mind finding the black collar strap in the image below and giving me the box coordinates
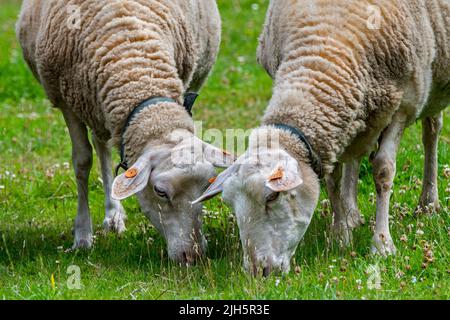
[115,93,198,176]
[183,92,198,116]
[273,123,324,179]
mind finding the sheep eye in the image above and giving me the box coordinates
[266,192,280,203]
[154,186,168,199]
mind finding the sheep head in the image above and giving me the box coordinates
[112,130,235,265]
[193,128,320,275]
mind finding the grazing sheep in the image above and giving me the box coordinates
[195,0,449,275]
[17,0,234,263]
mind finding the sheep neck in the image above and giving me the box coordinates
[262,71,366,175]
[121,102,194,166]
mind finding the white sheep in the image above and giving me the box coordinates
[195,0,449,275]
[17,0,234,263]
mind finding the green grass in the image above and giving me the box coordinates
[0,0,449,300]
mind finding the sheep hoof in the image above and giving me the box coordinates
[103,207,127,234]
[371,233,396,256]
[417,199,440,215]
[73,237,93,250]
[331,223,353,246]
[348,210,365,229]
[331,210,364,246]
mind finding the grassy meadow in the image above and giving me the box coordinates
[0,0,449,299]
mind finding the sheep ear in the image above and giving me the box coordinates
[201,139,236,168]
[192,164,239,204]
[265,161,303,192]
[112,151,153,200]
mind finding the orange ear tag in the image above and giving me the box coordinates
[209,176,217,184]
[268,167,284,181]
[125,168,138,178]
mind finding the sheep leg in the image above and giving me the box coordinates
[62,108,93,249]
[327,159,364,245]
[341,158,365,229]
[326,163,351,244]
[371,115,406,256]
[418,113,443,213]
[92,135,127,234]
